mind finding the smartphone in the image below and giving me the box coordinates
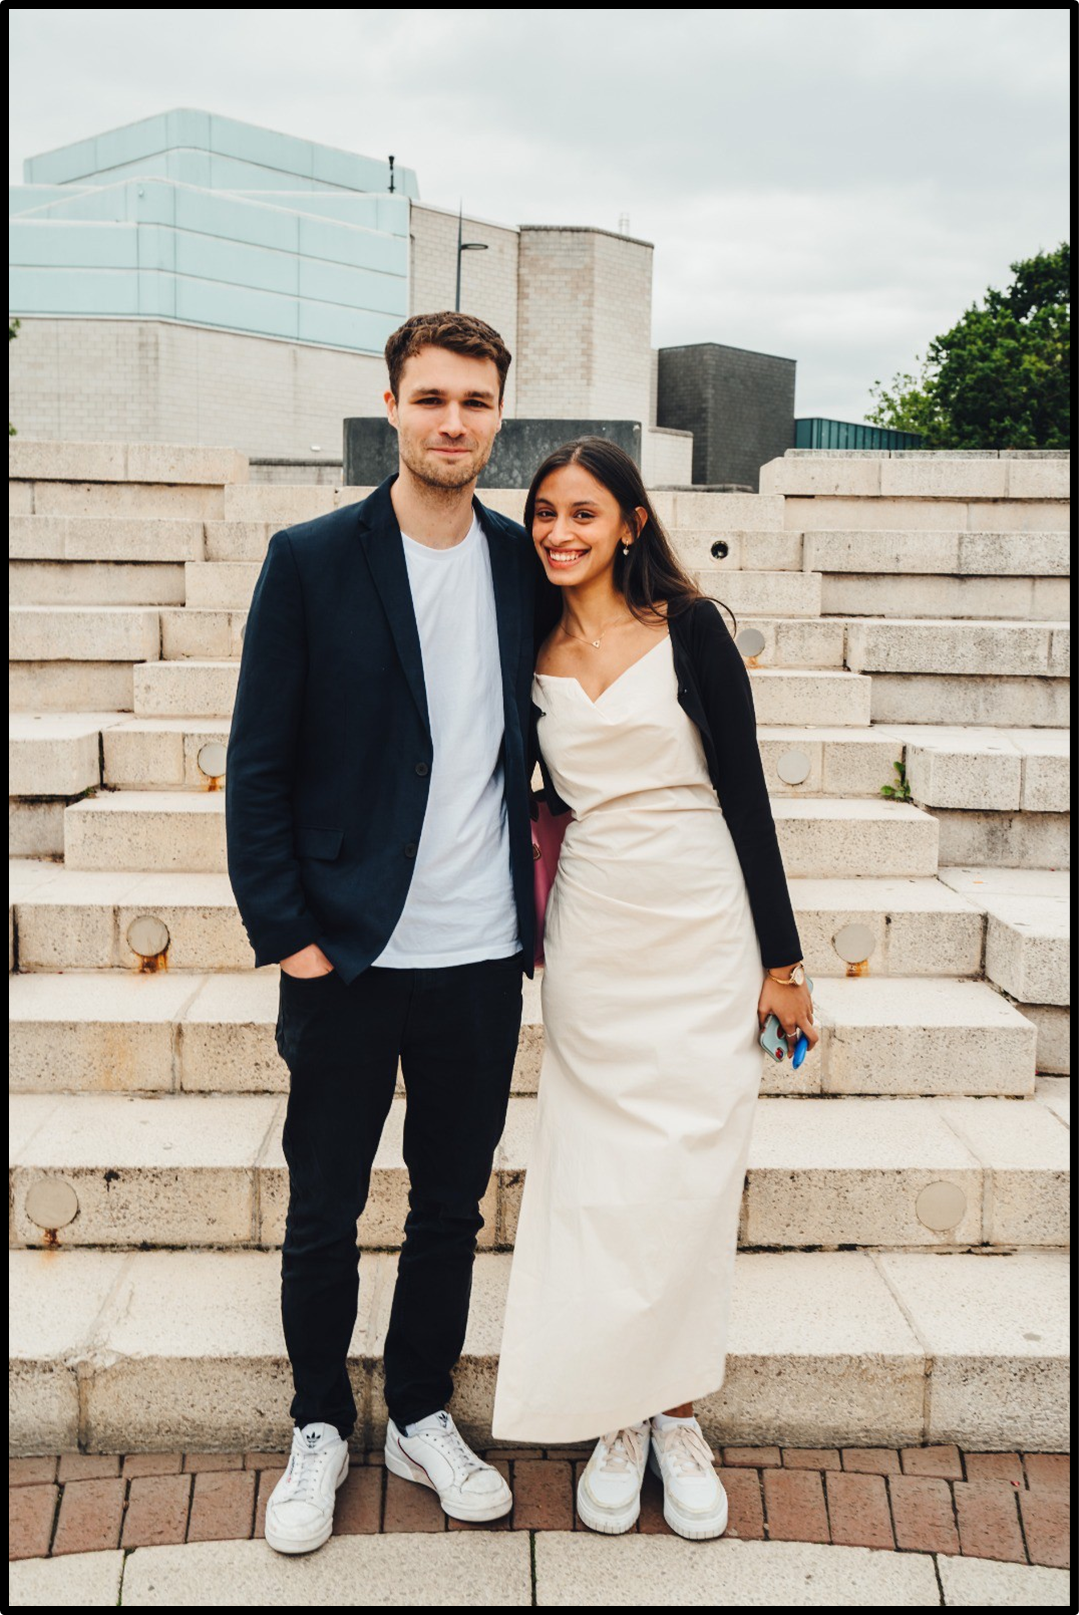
[760,976,814,1068]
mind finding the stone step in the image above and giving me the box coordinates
[9,1087,1067,1254]
[785,496,1067,535]
[670,529,803,570]
[9,440,248,485]
[14,713,1061,813]
[55,792,937,877]
[939,869,1070,1009]
[11,482,226,521]
[869,673,1069,728]
[930,810,1070,872]
[9,864,985,982]
[185,561,261,609]
[9,560,186,606]
[9,714,123,797]
[10,1244,1068,1453]
[889,726,1070,813]
[133,661,239,718]
[9,607,161,663]
[821,572,1069,621]
[696,570,822,617]
[9,662,135,714]
[804,529,1069,577]
[63,793,227,873]
[758,453,1069,500]
[9,515,207,563]
[844,620,1067,678]
[749,670,872,727]
[772,798,938,878]
[119,661,874,726]
[10,965,1033,1098]
[160,609,247,661]
[203,521,274,562]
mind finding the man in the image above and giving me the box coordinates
[225,312,537,1554]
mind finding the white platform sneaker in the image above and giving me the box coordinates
[385,1410,513,1523]
[576,1419,651,1534]
[264,1421,350,1555]
[648,1417,729,1540]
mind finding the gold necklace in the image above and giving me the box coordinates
[560,611,633,649]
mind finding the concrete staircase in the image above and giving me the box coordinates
[9,443,1070,1459]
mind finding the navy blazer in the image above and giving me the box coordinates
[225,475,538,983]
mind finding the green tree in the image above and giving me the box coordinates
[9,317,20,437]
[867,244,1070,448]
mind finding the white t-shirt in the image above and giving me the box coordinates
[372,513,521,968]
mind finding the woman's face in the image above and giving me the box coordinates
[532,463,642,588]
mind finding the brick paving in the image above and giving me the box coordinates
[7,1444,1071,1567]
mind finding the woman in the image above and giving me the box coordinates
[490,438,818,1540]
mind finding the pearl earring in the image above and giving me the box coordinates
[622,544,630,556]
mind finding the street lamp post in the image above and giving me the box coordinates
[455,203,489,311]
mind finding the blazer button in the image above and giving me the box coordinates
[404,842,418,858]
[415,762,429,776]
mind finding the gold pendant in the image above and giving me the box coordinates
[592,639,601,648]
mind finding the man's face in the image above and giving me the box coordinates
[385,346,503,490]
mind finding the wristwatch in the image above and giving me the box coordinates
[768,963,806,987]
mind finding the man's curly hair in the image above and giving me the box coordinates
[384,311,512,401]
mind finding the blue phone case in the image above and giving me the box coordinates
[760,977,814,1066]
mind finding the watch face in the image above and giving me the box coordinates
[792,965,805,986]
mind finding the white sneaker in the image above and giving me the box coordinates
[648,1417,728,1540]
[264,1421,349,1555]
[576,1420,651,1535]
[385,1410,512,1523]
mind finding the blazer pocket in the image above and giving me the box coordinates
[295,825,344,860]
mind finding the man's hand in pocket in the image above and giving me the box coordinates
[279,943,335,979]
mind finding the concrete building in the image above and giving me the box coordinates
[8,109,692,483]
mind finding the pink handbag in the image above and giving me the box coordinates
[531,798,569,967]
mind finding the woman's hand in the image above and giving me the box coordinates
[757,974,819,1059]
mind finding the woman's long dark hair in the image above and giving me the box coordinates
[524,436,734,646]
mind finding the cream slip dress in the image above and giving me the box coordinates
[491,632,765,1443]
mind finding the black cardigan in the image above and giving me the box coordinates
[531,597,803,970]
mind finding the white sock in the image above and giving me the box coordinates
[652,1411,698,1431]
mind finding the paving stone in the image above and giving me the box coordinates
[57,1452,121,1481]
[888,1474,960,1554]
[7,1548,125,1606]
[10,1455,58,1486]
[121,1472,193,1547]
[781,1448,841,1470]
[900,1443,963,1479]
[840,1448,901,1475]
[635,1466,674,1534]
[333,1464,383,1533]
[718,1467,766,1540]
[824,1470,894,1549]
[122,1531,535,1604]
[382,1470,447,1531]
[1023,1452,1069,1491]
[183,1451,246,1472]
[1017,1485,1070,1568]
[244,1451,290,1470]
[511,1457,574,1530]
[51,1476,126,1556]
[724,1446,782,1468]
[9,1482,59,1559]
[937,1556,1072,1606]
[953,1478,1026,1562]
[446,1460,510,1531]
[963,1452,1024,1485]
[762,1467,829,1543]
[186,1468,257,1542]
[122,1453,185,1478]
[253,1467,286,1538]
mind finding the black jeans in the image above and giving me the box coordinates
[275,952,523,1440]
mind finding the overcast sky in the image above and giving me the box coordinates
[9,8,1070,422]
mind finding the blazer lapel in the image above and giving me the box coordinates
[355,478,430,739]
[475,499,520,717]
